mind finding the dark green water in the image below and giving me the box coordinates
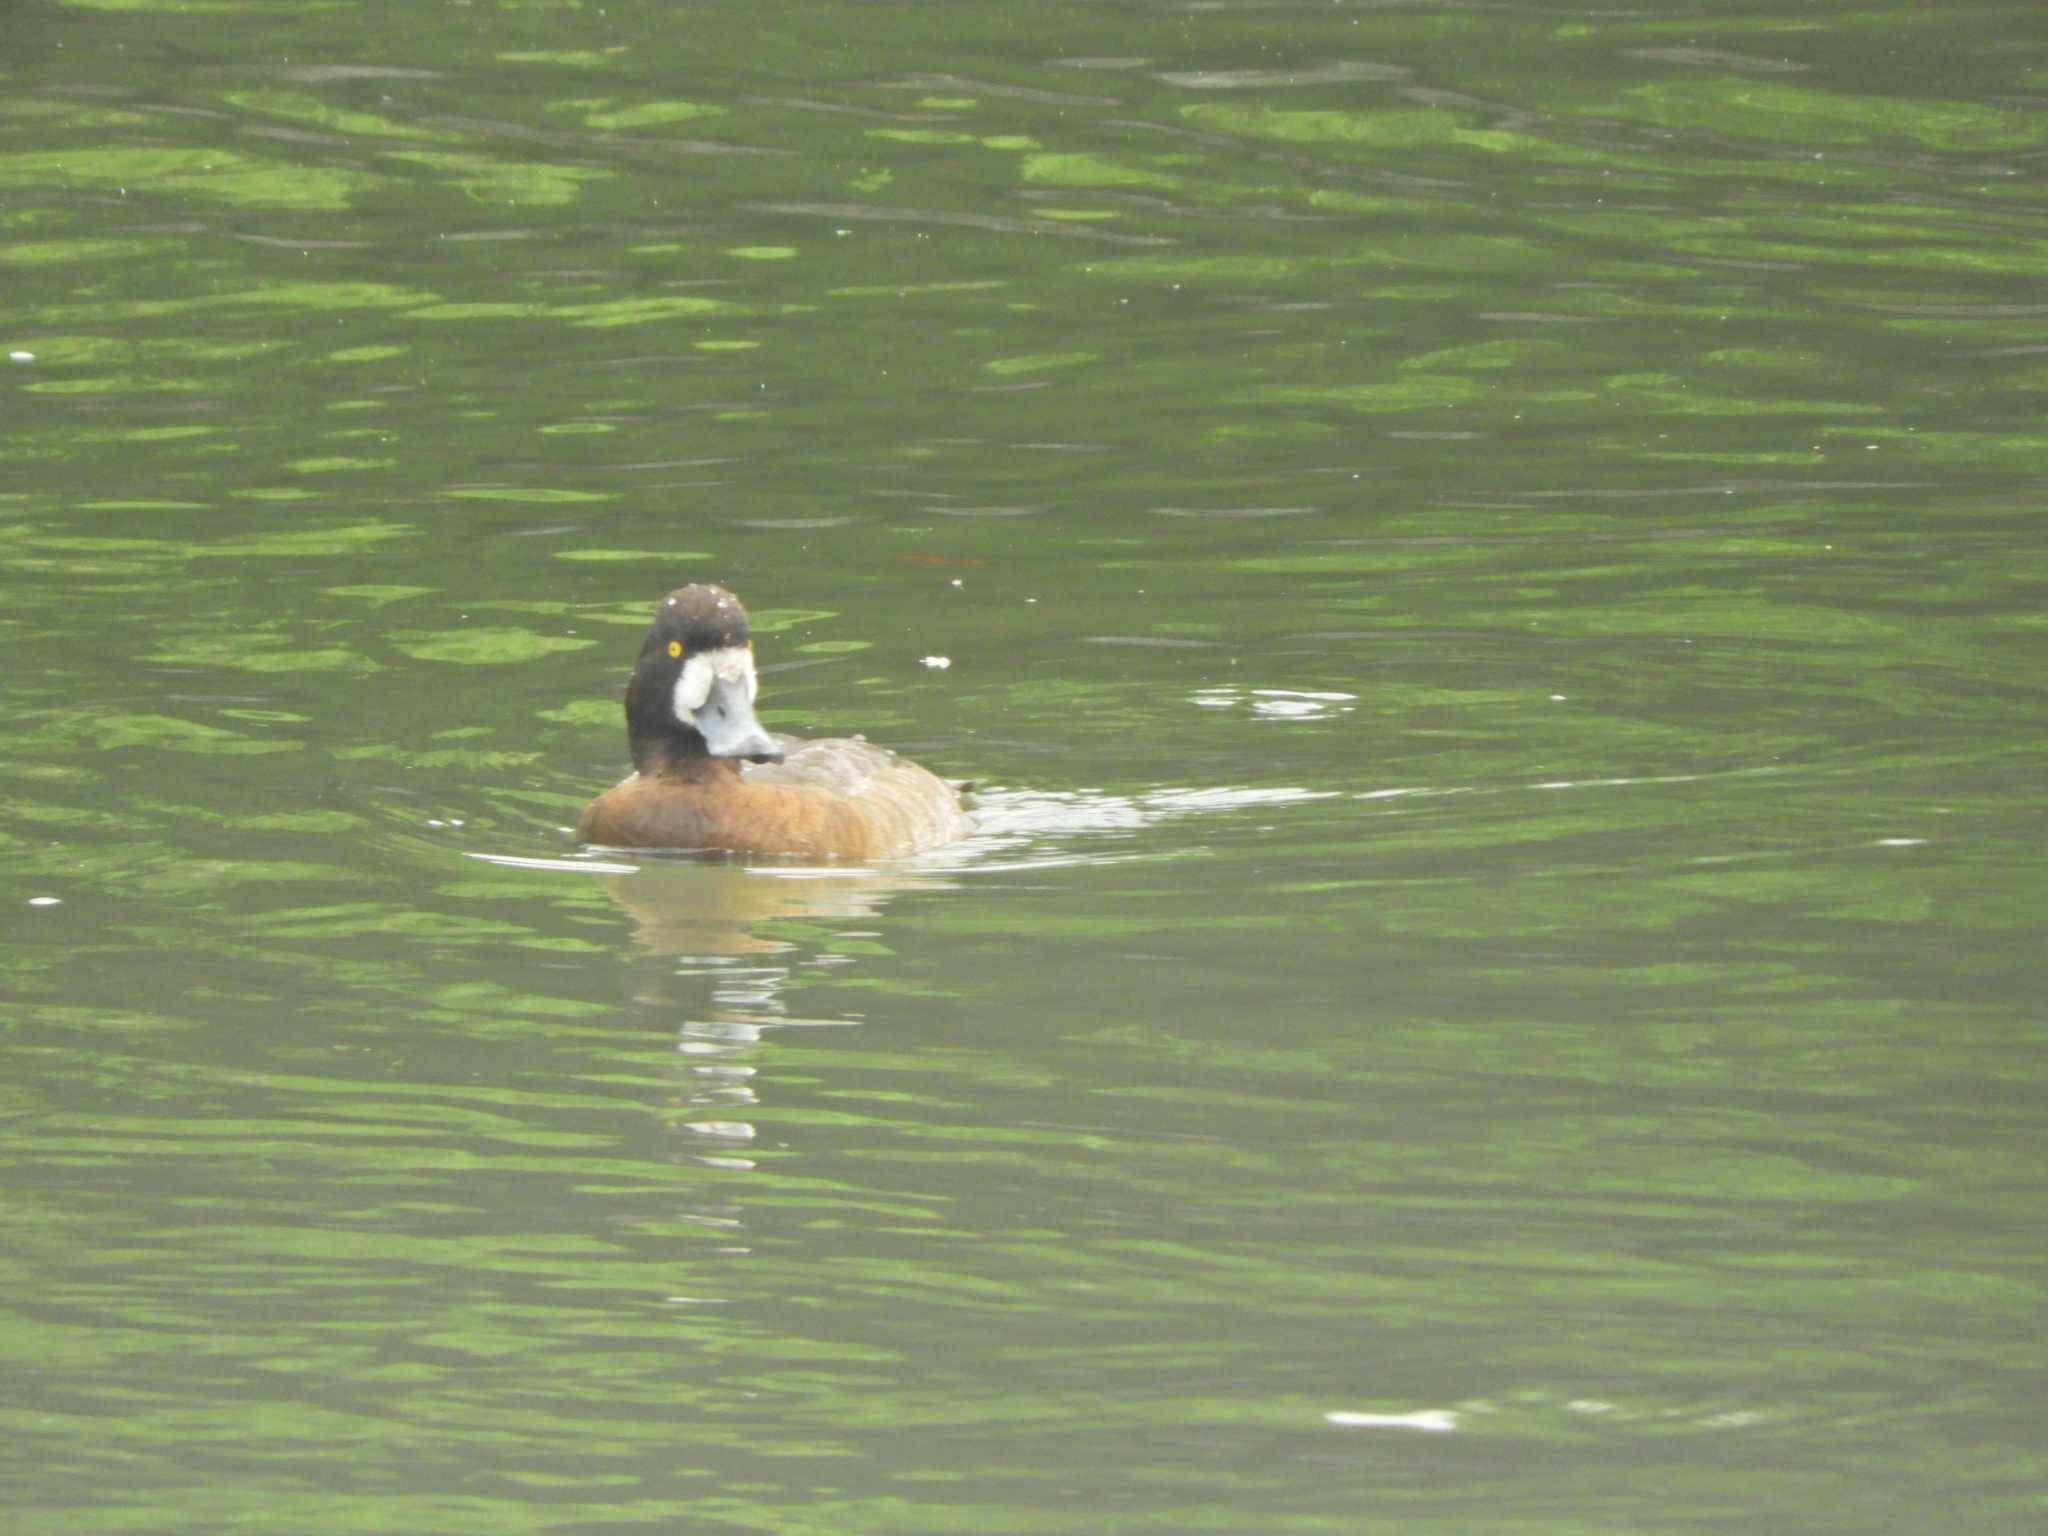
[3,1,2045,1531]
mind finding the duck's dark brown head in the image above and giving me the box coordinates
[622,584,783,772]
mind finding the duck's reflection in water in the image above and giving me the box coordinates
[467,849,952,1166]
[588,854,955,1167]
[601,854,951,962]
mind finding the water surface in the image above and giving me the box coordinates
[3,1,2045,1531]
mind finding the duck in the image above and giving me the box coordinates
[576,583,972,858]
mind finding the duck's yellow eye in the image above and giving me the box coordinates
[667,640,683,659]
